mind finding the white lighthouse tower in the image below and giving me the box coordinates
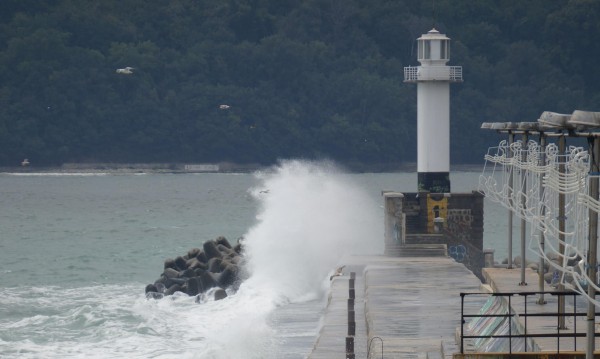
[404,28,462,193]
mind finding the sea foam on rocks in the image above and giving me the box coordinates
[145,236,245,301]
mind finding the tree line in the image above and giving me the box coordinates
[0,0,598,169]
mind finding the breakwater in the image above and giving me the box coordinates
[145,236,244,301]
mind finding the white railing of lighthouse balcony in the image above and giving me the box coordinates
[404,66,463,82]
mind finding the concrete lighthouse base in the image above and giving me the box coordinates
[418,171,450,193]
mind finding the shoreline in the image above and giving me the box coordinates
[0,162,485,174]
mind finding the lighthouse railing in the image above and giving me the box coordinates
[450,66,463,81]
[403,65,463,82]
[404,66,418,82]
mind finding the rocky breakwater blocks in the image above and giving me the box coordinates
[145,236,244,301]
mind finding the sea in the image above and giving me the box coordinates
[0,160,517,358]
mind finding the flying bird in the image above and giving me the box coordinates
[219,104,230,110]
[330,265,345,280]
[116,67,135,74]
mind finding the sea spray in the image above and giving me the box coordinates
[243,160,382,299]
[192,160,385,357]
[243,159,383,302]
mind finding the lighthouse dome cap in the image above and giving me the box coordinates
[418,28,450,41]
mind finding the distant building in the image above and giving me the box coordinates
[184,164,220,172]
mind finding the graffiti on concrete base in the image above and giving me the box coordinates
[447,209,473,241]
[449,244,467,262]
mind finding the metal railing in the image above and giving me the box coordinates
[403,65,463,82]
[450,66,463,81]
[404,66,418,81]
[460,291,599,355]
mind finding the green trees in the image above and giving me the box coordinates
[0,0,597,169]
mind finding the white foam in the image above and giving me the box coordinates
[0,160,384,358]
[243,159,383,302]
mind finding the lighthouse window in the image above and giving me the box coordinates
[441,40,448,59]
[418,40,431,60]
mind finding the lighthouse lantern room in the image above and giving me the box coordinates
[418,29,449,63]
[404,28,462,193]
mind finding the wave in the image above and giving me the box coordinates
[243,159,383,303]
[0,159,383,358]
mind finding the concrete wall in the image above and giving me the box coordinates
[383,190,485,280]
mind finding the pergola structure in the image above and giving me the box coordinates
[479,110,600,359]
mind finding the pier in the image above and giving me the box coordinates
[308,248,600,359]
[308,248,486,359]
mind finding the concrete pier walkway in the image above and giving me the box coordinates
[308,253,486,359]
[309,251,600,359]
[479,267,600,353]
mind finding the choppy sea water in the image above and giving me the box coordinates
[0,161,512,358]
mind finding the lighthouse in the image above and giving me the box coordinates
[404,28,462,193]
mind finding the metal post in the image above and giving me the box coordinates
[574,294,578,351]
[524,294,529,352]
[538,134,547,304]
[348,275,356,337]
[558,134,567,329]
[520,133,528,285]
[586,136,599,359]
[556,295,561,353]
[508,132,514,268]
[460,293,465,354]
[509,295,513,355]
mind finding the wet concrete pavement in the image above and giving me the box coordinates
[308,254,485,359]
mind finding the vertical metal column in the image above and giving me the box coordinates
[508,132,514,269]
[558,135,567,329]
[520,133,528,285]
[586,137,599,359]
[538,134,546,304]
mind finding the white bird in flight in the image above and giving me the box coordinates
[116,67,135,74]
[329,265,345,280]
[219,104,230,110]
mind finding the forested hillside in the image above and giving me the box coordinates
[0,0,598,169]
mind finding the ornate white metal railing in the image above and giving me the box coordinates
[479,139,600,305]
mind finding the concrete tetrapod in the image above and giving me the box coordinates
[145,236,245,301]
